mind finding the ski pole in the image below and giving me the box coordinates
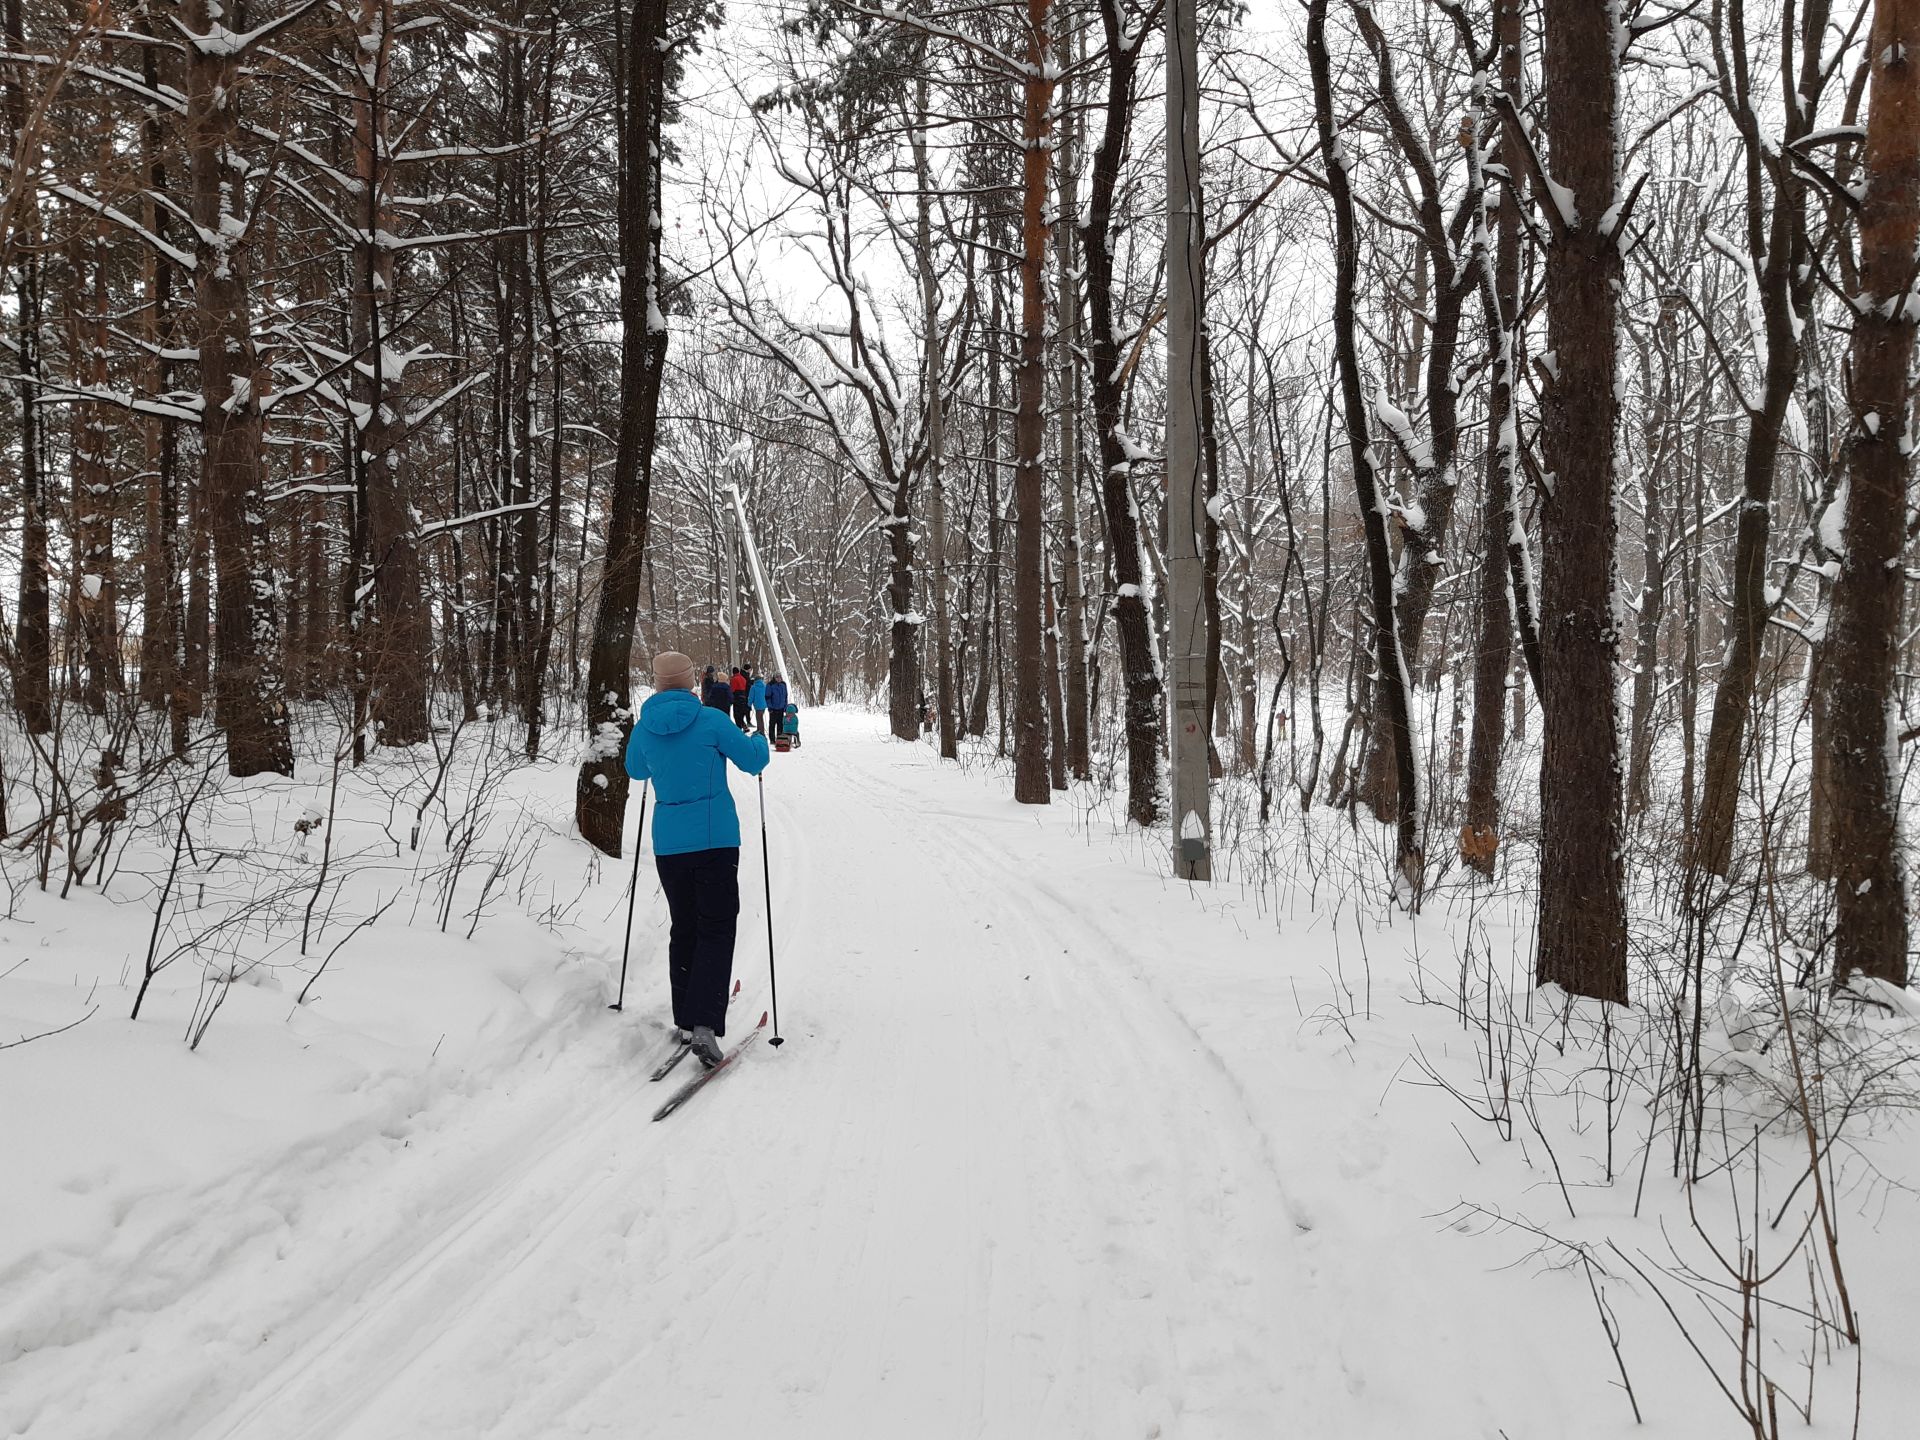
[611,781,649,1012]
[759,773,783,1046]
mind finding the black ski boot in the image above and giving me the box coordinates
[690,1026,723,1070]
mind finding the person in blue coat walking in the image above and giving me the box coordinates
[747,672,769,737]
[765,675,789,718]
[625,651,771,1067]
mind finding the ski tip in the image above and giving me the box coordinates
[732,979,742,996]
[756,1011,769,1027]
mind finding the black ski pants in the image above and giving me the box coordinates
[655,846,740,1035]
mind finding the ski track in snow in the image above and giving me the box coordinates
[72,714,1334,1440]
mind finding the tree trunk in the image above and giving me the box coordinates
[576,0,670,856]
[1535,0,1627,1003]
[184,1,292,778]
[137,17,180,730]
[1461,0,1525,875]
[915,73,958,761]
[1308,0,1421,894]
[1054,29,1091,781]
[1084,0,1163,826]
[72,223,115,714]
[354,0,429,749]
[1693,0,1826,874]
[1823,2,1920,989]
[886,508,921,742]
[4,0,46,733]
[1011,0,1056,805]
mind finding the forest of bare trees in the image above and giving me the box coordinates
[0,0,1915,1007]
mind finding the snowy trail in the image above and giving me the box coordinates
[183,712,1341,1440]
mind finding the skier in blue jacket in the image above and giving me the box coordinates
[747,673,769,737]
[765,676,789,717]
[625,651,770,1067]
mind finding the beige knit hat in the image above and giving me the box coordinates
[652,651,697,691]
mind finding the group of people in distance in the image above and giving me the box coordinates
[701,663,798,747]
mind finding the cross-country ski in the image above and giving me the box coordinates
[651,979,743,1081]
[651,1012,768,1122]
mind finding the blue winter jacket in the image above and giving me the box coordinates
[765,680,789,714]
[748,678,768,711]
[624,688,771,855]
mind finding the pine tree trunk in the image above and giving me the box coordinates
[576,0,670,856]
[184,1,292,778]
[354,0,428,749]
[73,228,115,714]
[1054,29,1091,781]
[3,0,46,734]
[137,18,180,729]
[1823,2,1920,989]
[1535,0,1627,1003]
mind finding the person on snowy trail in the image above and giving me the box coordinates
[765,675,789,717]
[748,672,769,737]
[628,651,771,1068]
[729,667,751,731]
[702,665,732,712]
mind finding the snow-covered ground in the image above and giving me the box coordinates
[3,707,1916,1438]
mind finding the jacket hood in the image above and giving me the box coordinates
[640,687,702,735]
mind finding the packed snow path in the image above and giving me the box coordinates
[192,712,1337,1439]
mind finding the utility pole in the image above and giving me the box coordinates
[728,481,814,704]
[722,490,741,672]
[1165,0,1210,879]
